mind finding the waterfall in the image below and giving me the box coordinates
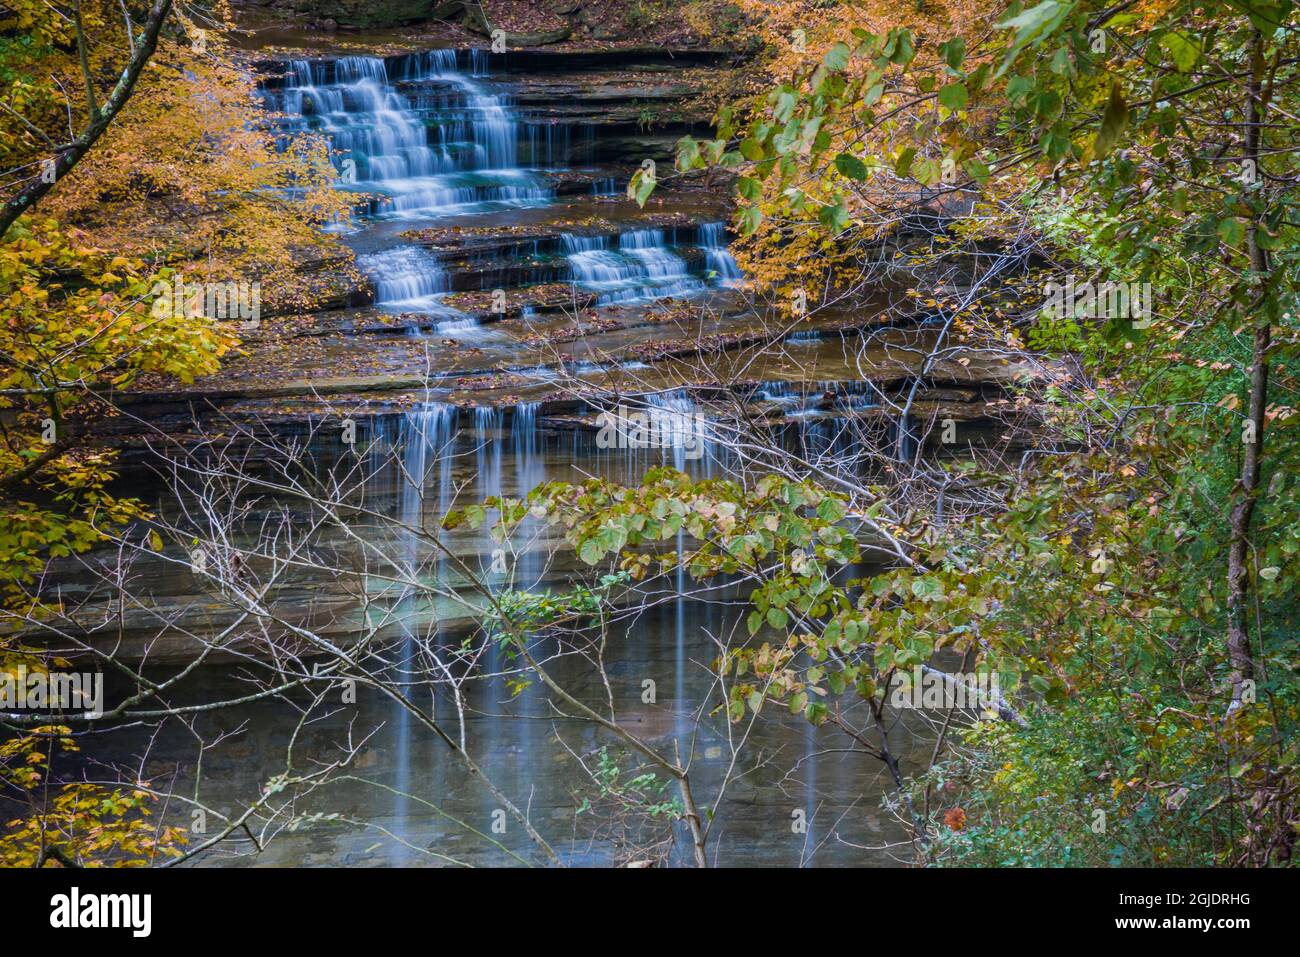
[757,381,801,406]
[473,406,505,618]
[265,54,747,335]
[562,229,704,305]
[266,51,552,337]
[644,389,712,473]
[361,247,449,305]
[384,401,457,858]
[512,403,544,498]
[357,247,478,335]
[395,403,458,551]
[896,412,917,465]
[699,222,742,284]
[561,225,743,305]
[395,50,518,171]
[507,401,546,594]
[267,52,551,218]
[509,402,545,779]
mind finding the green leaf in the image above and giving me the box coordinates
[773,88,798,123]
[816,496,846,521]
[738,205,763,236]
[995,0,1075,78]
[818,199,849,233]
[1160,31,1200,73]
[912,157,940,185]
[1041,122,1073,162]
[739,137,766,162]
[911,577,945,601]
[890,30,915,65]
[1006,75,1034,104]
[1031,89,1062,120]
[627,167,657,207]
[938,82,968,110]
[728,696,745,722]
[834,152,868,180]
[823,42,851,72]
[940,36,966,71]
[894,146,917,177]
[997,0,1070,33]
[1216,217,1245,247]
[675,135,703,171]
[964,158,991,184]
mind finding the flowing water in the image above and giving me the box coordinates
[263,51,740,323]
[45,50,938,867]
[105,410,923,866]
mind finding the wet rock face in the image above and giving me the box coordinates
[115,46,1035,436]
[233,48,742,358]
[281,0,446,28]
[241,0,739,47]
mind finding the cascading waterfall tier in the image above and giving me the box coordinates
[264,53,746,322]
[561,224,741,305]
[265,51,564,329]
[267,51,554,218]
[356,246,479,334]
[699,222,742,284]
